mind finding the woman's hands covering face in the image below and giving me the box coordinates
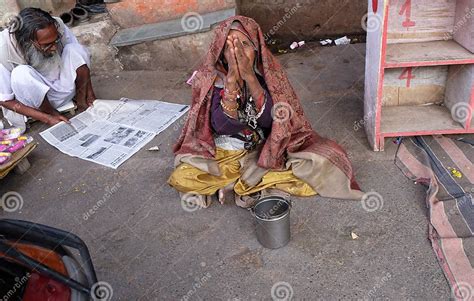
[232,35,255,81]
[224,34,256,83]
[224,36,241,83]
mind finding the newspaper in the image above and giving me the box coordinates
[40,98,189,169]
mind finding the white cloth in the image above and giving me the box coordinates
[11,43,90,108]
[0,17,90,130]
[214,135,246,150]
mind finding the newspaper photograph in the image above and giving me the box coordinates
[40,99,189,169]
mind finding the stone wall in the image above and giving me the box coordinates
[16,0,76,15]
[238,0,367,42]
[117,29,214,71]
[0,0,21,26]
[71,16,123,75]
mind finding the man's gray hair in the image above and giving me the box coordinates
[11,7,58,59]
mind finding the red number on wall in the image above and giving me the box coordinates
[372,0,378,13]
[399,67,415,88]
[399,0,416,29]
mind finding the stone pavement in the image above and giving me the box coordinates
[0,43,451,300]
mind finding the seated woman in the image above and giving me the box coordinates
[168,16,363,208]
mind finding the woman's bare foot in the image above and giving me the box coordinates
[218,183,236,205]
[218,189,224,204]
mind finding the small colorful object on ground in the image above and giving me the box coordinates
[290,41,305,50]
[0,128,22,140]
[450,168,463,179]
[0,128,34,166]
[0,152,12,164]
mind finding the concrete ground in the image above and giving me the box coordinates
[0,43,451,300]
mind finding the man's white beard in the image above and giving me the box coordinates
[25,44,62,76]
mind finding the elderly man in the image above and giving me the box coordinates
[0,7,95,130]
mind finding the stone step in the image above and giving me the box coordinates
[110,8,235,47]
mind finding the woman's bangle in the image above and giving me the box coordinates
[225,87,240,95]
[220,88,239,100]
[225,94,240,102]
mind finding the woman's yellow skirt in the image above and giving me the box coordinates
[168,147,316,196]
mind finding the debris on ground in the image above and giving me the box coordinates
[186,70,198,85]
[449,167,463,179]
[393,137,402,145]
[0,129,34,166]
[148,146,160,151]
[457,137,474,146]
[350,231,359,240]
[320,39,332,46]
[335,36,351,46]
[290,41,305,50]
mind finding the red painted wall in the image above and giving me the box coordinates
[108,0,235,29]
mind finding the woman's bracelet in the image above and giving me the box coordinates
[220,88,239,101]
[220,99,238,112]
[225,87,240,95]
